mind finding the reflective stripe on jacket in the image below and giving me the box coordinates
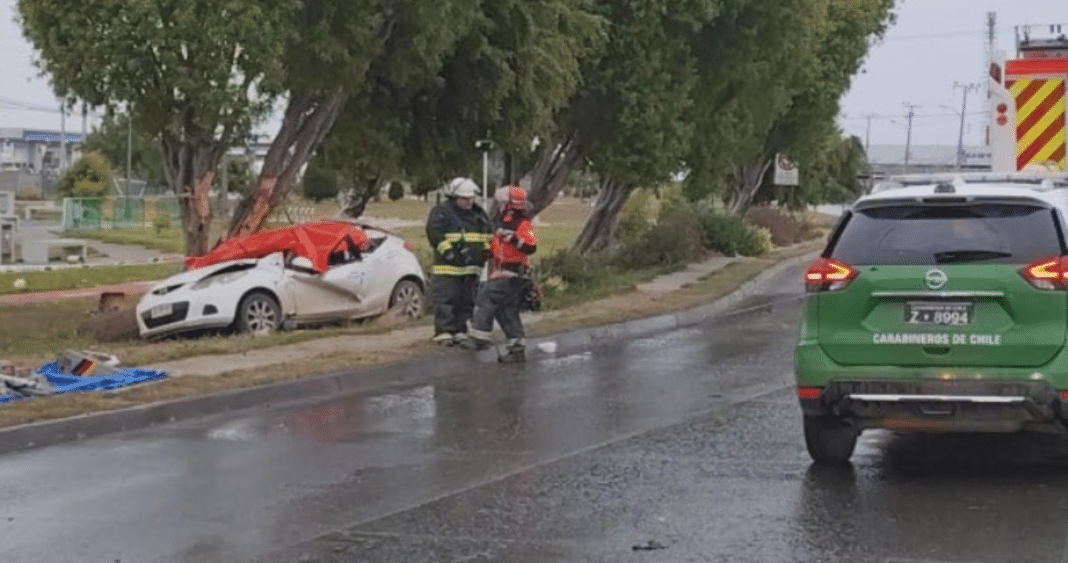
[431,264,483,276]
[426,199,492,277]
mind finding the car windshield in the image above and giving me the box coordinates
[830,202,1065,266]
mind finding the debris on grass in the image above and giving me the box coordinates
[0,351,167,405]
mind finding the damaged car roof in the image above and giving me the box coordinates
[185,220,371,273]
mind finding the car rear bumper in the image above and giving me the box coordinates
[795,341,1068,433]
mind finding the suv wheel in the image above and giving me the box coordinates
[803,415,858,464]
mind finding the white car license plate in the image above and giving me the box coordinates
[149,303,174,318]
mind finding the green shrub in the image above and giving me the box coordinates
[301,159,341,202]
[746,206,801,246]
[697,206,771,257]
[153,213,172,236]
[56,151,114,198]
[387,181,405,201]
[533,249,609,294]
[617,201,704,268]
[614,189,654,248]
[752,226,774,255]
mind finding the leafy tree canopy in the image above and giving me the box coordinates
[18,0,289,254]
[684,0,895,211]
[82,112,166,190]
[318,0,603,195]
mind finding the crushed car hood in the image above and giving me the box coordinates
[149,258,262,292]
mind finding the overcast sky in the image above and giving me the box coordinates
[3,0,1068,147]
[841,0,1068,149]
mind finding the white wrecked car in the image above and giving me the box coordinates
[136,221,427,338]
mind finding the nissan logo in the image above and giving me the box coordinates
[925,269,948,290]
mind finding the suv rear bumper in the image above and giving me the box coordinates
[795,342,1068,433]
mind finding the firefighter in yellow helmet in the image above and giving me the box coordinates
[426,177,493,346]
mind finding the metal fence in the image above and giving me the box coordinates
[62,196,183,230]
[61,196,325,231]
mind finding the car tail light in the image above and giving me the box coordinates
[797,386,823,400]
[804,257,858,293]
[403,241,414,252]
[1020,256,1068,290]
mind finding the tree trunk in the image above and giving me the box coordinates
[571,178,632,255]
[525,130,584,216]
[226,88,349,239]
[160,136,228,257]
[726,154,774,215]
[338,175,379,219]
[503,152,518,186]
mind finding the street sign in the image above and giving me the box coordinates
[774,153,799,186]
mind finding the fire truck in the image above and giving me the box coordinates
[988,28,1068,172]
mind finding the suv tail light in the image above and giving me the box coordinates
[1021,256,1068,290]
[804,257,858,293]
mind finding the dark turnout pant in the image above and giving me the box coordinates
[470,276,526,341]
[432,275,480,336]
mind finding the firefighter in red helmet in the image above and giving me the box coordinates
[464,185,538,363]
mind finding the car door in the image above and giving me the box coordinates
[286,244,365,322]
[351,235,399,316]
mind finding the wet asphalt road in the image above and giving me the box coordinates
[6,262,1068,562]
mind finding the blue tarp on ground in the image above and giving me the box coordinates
[0,363,168,405]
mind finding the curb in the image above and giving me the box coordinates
[527,252,809,356]
[0,252,815,456]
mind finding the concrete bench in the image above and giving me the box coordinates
[23,203,60,221]
[0,218,16,265]
[21,238,88,265]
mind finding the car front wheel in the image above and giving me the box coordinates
[236,292,281,335]
[389,280,424,319]
[803,415,858,465]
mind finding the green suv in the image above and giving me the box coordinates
[795,173,1068,463]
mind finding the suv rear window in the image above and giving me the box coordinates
[830,202,1065,266]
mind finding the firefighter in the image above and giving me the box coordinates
[465,185,538,363]
[426,177,493,346]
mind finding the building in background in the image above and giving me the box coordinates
[0,128,83,197]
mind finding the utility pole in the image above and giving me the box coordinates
[988,12,997,65]
[475,133,494,201]
[953,83,982,170]
[59,104,66,171]
[903,103,918,170]
[865,114,873,153]
[126,114,132,197]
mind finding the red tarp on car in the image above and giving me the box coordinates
[185,220,371,273]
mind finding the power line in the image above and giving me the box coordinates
[841,111,988,121]
[0,99,61,114]
[881,26,1015,42]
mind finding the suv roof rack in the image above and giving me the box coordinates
[870,172,1068,194]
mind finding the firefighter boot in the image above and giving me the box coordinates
[459,329,493,351]
[498,341,526,364]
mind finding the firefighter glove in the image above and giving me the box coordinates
[496,228,518,245]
